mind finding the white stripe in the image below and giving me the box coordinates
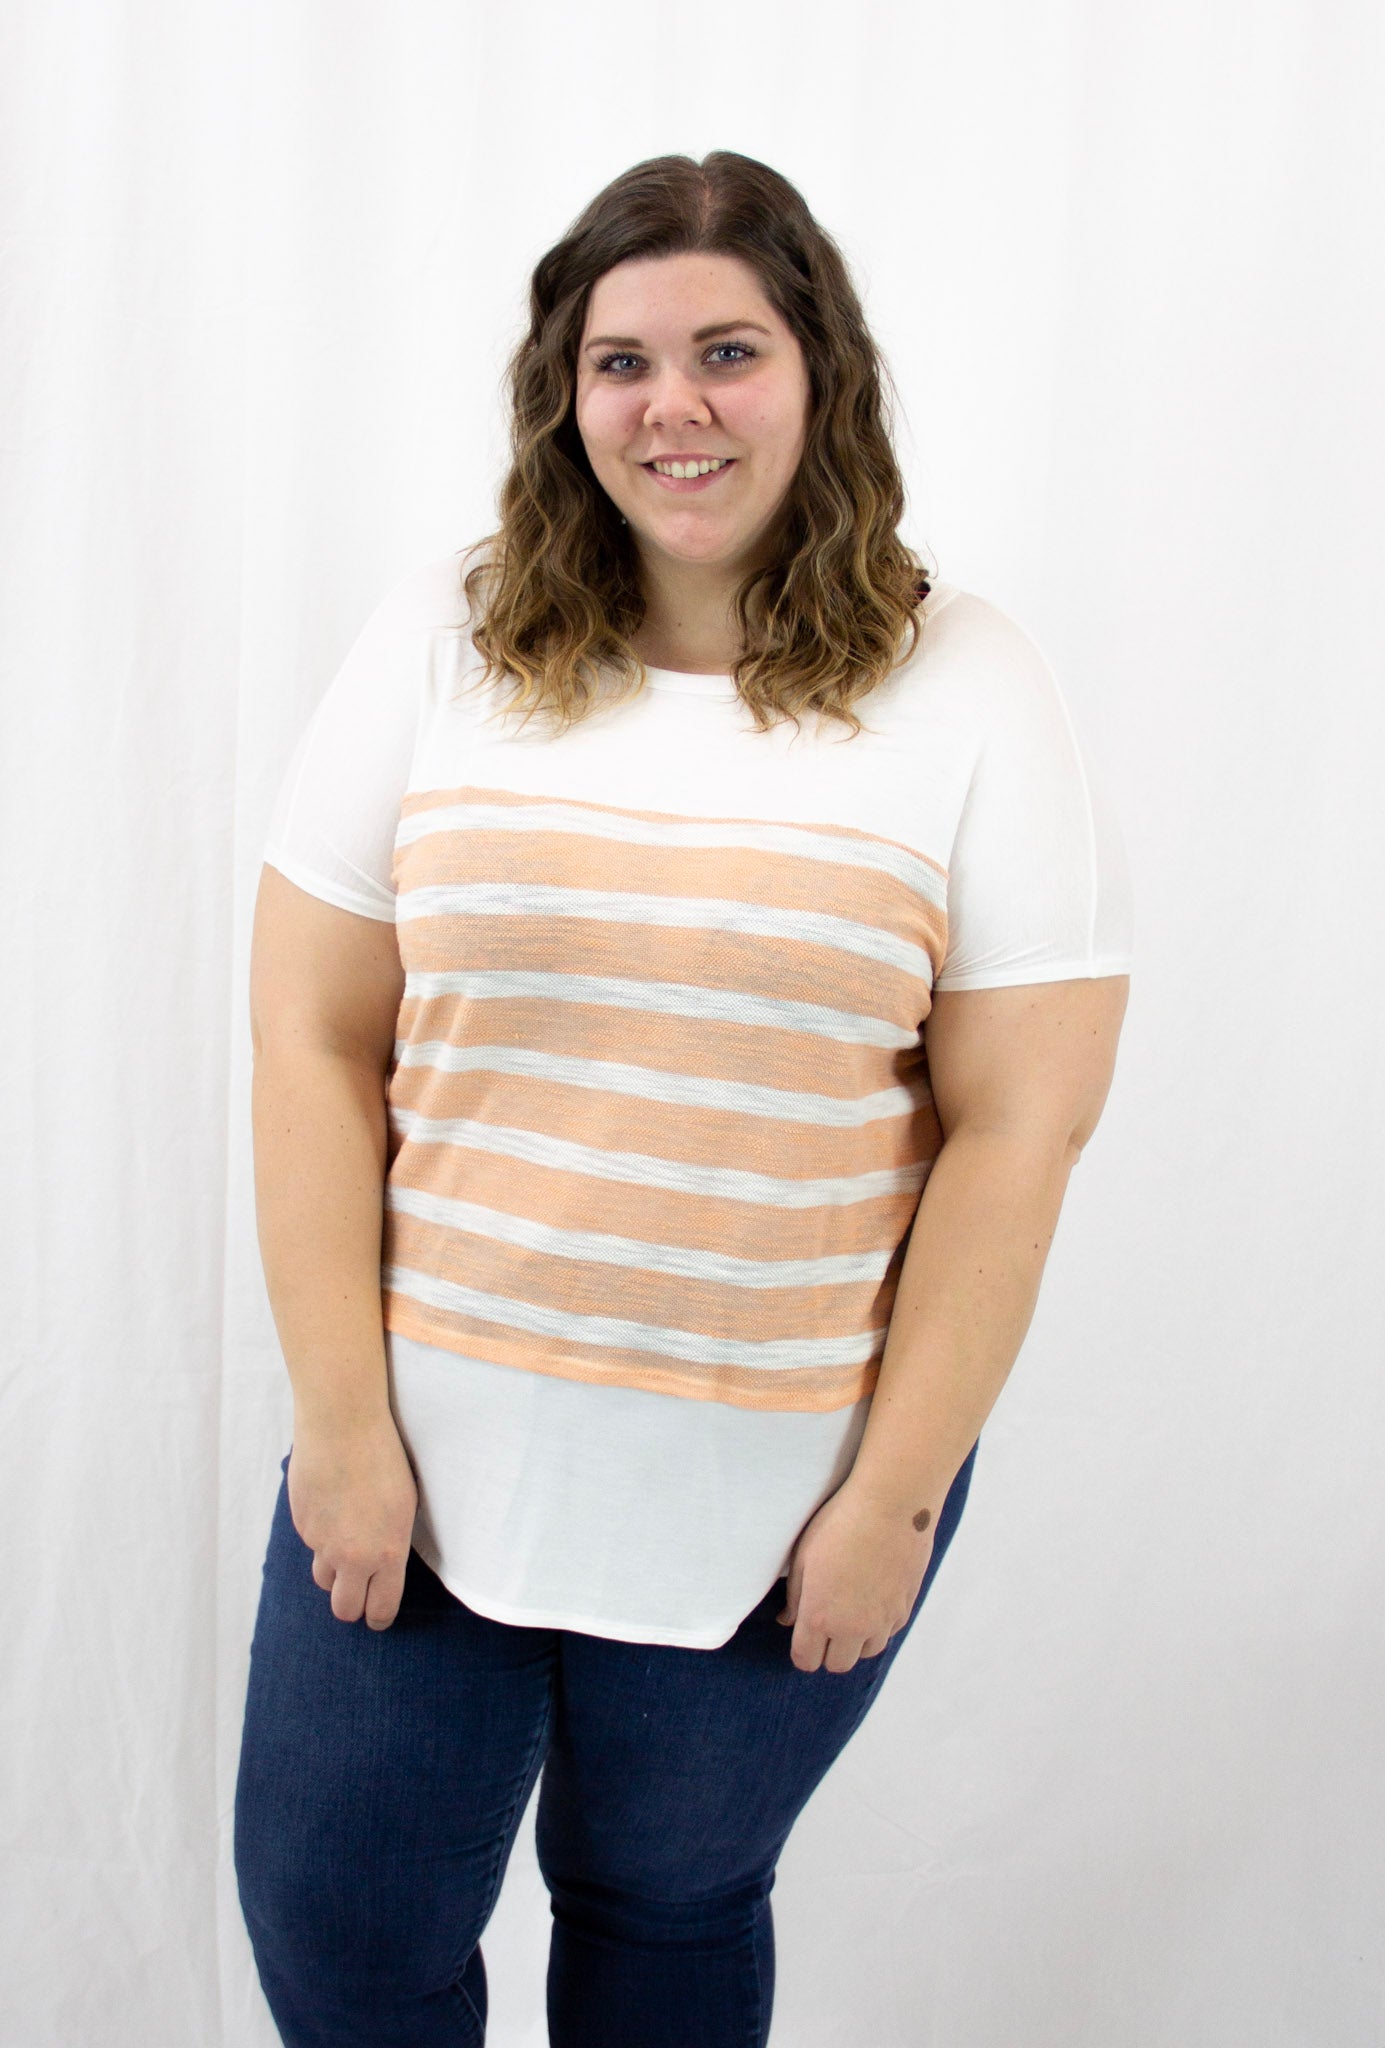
[401,968,919,1049]
[396,881,935,983]
[386,1183,895,1288]
[384,1264,888,1373]
[396,797,947,911]
[386,1106,933,1205]
[391,1040,926,1126]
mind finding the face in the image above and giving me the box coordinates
[574,251,812,576]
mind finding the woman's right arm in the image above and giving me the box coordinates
[249,861,419,1630]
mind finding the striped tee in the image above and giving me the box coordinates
[261,549,1134,1643]
[382,785,948,1412]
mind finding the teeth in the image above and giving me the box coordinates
[652,458,728,477]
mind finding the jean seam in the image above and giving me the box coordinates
[452,1688,554,1987]
[453,1974,484,2042]
[743,1904,766,2048]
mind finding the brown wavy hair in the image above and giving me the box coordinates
[463,150,933,738]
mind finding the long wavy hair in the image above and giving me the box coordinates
[463,150,932,738]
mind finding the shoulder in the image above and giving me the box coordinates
[357,543,479,643]
[902,581,1078,737]
[916,582,1057,681]
[301,545,484,737]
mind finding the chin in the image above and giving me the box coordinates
[642,521,750,567]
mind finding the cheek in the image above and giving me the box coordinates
[754,405,809,484]
[734,381,809,479]
[574,391,608,459]
[578,387,637,463]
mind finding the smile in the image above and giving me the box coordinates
[642,458,736,492]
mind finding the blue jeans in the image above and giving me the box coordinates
[234,1437,978,2047]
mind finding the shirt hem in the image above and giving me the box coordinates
[262,849,396,923]
[933,951,1132,992]
[409,1530,754,1649]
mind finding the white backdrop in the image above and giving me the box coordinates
[3,2,1382,2043]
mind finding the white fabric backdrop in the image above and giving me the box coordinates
[3,2,1381,2042]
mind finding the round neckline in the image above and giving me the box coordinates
[635,585,957,699]
[641,664,739,699]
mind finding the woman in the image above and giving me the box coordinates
[235,150,1132,2047]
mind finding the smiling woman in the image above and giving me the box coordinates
[574,253,812,667]
[235,149,1134,2048]
[463,150,929,732]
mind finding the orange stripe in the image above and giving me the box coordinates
[386,1141,927,1257]
[383,1292,881,1413]
[392,990,931,1099]
[394,989,915,1095]
[396,824,939,930]
[398,784,949,887]
[382,1209,903,1343]
[388,1066,937,1178]
[396,914,934,1026]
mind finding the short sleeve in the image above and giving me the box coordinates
[932,604,1135,991]
[261,550,469,922]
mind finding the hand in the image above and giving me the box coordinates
[777,1481,938,1674]
[287,1417,419,1631]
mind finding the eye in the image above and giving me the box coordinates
[706,342,757,366]
[595,352,641,376]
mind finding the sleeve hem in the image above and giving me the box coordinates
[262,852,397,924]
[933,954,1132,992]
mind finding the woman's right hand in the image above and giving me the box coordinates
[286,1418,420,1631]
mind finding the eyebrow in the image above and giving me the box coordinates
[583,319,773,351]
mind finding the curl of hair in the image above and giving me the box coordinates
[464,150,933,738]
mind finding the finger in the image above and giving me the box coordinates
[859,1633,891,1659]
[364,1561,405,1632]
[824,1638,864,1674]
[790,1621,826,1673]
[776,1568,799,1627]
[329,1567,368,1625]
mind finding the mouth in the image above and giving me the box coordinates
[641,457,736,493]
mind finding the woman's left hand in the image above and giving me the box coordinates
[777,1481,939,1674]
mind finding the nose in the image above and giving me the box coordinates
[642,363,712,432]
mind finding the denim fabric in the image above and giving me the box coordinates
[234,1436,977,2047]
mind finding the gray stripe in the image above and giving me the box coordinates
[386,1183,894,1288]
[391,1040,925,1126]
[387,1107,932,1206]
[396,798,947,911]
[402,968,919,1049]
[397,882,934,983]
[384,1263,888,1374]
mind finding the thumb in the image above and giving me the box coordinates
[777,1562,800,1626]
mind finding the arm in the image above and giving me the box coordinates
[250,861,417,1628]
[846,971,1130,1512]
[778,972,1130,1673]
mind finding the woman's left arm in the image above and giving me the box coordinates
[778,973,1131,1674]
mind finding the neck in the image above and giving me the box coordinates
[629,551,749,674]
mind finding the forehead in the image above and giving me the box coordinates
[580,251,783,342]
